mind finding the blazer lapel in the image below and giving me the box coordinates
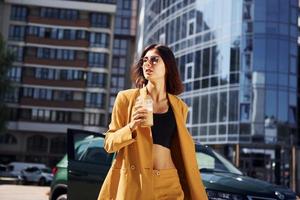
[168,94,185,129]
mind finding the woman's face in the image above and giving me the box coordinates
[142,49,166,82]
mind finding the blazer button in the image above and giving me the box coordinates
[130,165,136,170]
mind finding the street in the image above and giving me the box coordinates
[0,184,50,200]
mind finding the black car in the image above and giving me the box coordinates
[49,129,298,200]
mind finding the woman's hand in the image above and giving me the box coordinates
[129,104,148,131]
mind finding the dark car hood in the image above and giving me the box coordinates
[202,171,296,199]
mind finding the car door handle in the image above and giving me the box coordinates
[68,170,87,177]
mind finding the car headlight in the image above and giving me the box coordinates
[206,189,245,200]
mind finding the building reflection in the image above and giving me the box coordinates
[137,0,299,191]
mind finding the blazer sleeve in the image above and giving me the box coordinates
[104,91,136,153]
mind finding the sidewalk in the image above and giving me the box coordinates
[0,184,49,200]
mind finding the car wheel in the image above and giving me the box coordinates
[19,176,27,185]
[38,177,46,186]
[56,194,67,200]
[17,179,24,185]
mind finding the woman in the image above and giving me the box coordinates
[98,44,208,200]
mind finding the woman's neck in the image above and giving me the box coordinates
[146,81,167,102]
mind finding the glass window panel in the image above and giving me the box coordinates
[192,96,199,124]
[230,40,240,72]
[278,40,288,73]
[228,124,238,135]
[279,0,289,23]
[254,22,265,34]
[209,93,217,123]
[193,80,200,90]
[38,109,44,120]
[290,57,296,74]
[200,95,208,123]
[289,75,297,88]
[279,24,288,36]
[290,7,298,24]
[211,46,218,75]
[202,48,210,77]
[229,90,239,121]
[289,92,296,106]
[290,25,298,38]
[240,103,250,122]
[266,73,277,85]
[201,79,209,88]
[208,125,216,136]
[240,123,251,135]
[278,74,288,86]
[230,73,239,84]
[266,0,279,21]
[253,37,265,71]
[219,124,226,135]
[191,127,198,137]
[278,91,288,122]
[254,0,266,21]
[266,22,278,34]
[199,126,207,136]
[45,110,50,121]
[288,106,296,124]
[290,42,297,56]
[210,77,218,87]
[33,89,39,99]
[219,92,227,122]
[32,109,38,120]
[266,39,278,72]
[265,90,277,119]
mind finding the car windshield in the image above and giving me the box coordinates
[195,145,242,175]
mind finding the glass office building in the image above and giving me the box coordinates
[137,0,299,189]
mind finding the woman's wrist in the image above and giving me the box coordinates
[128,123,134,132]
[128,123,137,138]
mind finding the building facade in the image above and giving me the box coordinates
[109,0,137,112]
[137,0,299,190]
[0,0,116,166]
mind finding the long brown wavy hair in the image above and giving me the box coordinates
[131,44,184,95]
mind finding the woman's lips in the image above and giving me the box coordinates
[145,69,153,74]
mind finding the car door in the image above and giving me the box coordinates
[67,129,114,200]
[30,167,41,182]
[23,167,35,182]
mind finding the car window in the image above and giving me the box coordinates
[7,165,14,171]
[196,152,227,171]
[74,138,113,165]
[0,166,6,171]
[74,141,90,161]
[195,146,243,175]
[41,168,51,173]
[25,167,39,172]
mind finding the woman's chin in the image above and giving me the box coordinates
[144,74,153,80]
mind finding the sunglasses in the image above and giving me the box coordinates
[141,56,160,66]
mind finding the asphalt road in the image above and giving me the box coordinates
[0,184,50,200]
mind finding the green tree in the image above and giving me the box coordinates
[0,34,15,132]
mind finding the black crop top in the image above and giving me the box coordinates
[151,106,176,149]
